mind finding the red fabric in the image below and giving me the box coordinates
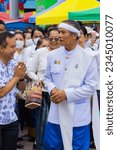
[0,0,4,3]
[0,12,33,23]
[19,2,24,10]
[6,3,9,10]
[7,2,24,11]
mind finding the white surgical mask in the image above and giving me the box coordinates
[16,40,24,49]
[25,39,34,47]
[33,38,40,45]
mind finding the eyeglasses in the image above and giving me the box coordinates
[49,37,59,42]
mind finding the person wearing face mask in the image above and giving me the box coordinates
[24,27,46,72]
[85,27,99,51]
[25,38,34,47]
[32,27,45,46]
[84,26,93,48]
[23,27,46,65]
[13,32,27,148]
[14,32,25,62]
[33,37,40,45]
[14,31,37,143]
[14,31,37,147]
[16,40,24,49]
[24,31,34,47]
[23,31,37,67]
[14,31,37,146]
[14,32,35,68]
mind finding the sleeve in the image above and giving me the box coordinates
[27,50,39,82]
[64,57,98,102]
[44,54,56,94]
[0,68,6,88]
[0,79,6,88]
[23,48,32,64]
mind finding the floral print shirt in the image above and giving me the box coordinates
[0,60,19,125]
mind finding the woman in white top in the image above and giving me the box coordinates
[24,31,34,47]
[27,27,61,149]
[14,32,25,62]
[27,27,60,82]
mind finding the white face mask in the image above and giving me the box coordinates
[25,39,34,47]
[33,38,40,45]
[16,40,24,49]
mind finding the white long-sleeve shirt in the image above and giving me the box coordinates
[14,46,36,70]
[27,47,49,82]
[44,45,98,127]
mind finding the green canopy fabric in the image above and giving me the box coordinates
[68,7,100,21]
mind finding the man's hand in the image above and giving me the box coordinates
[14,62,26,80]
[50,88,67,104]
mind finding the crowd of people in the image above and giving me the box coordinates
[0,19,100,150]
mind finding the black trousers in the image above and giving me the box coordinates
[0,121,19,150]
[36,92,50,150]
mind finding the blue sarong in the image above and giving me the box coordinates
[43,122,90,150]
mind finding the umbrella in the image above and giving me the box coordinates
[68,7,100,22]
[29,0,65,23]
[35,0,100,25]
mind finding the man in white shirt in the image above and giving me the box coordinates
[43,20,98,150]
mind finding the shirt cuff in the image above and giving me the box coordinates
[45,84,56,94]
[64,88,75,102]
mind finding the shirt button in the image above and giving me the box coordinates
[65,68,67,71]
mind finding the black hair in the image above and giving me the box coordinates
[14,32,25,39]
[35,37,48,50]
[45,25,57,35]
[23,31,32,39]
[0,31,15,48]
[32,26,45,37]
[47,27,59,37]
[0,20,6,27]
[25,26,34,33]
[25,26,33,30]
[76,21,83,26]
[80,25,88,36]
